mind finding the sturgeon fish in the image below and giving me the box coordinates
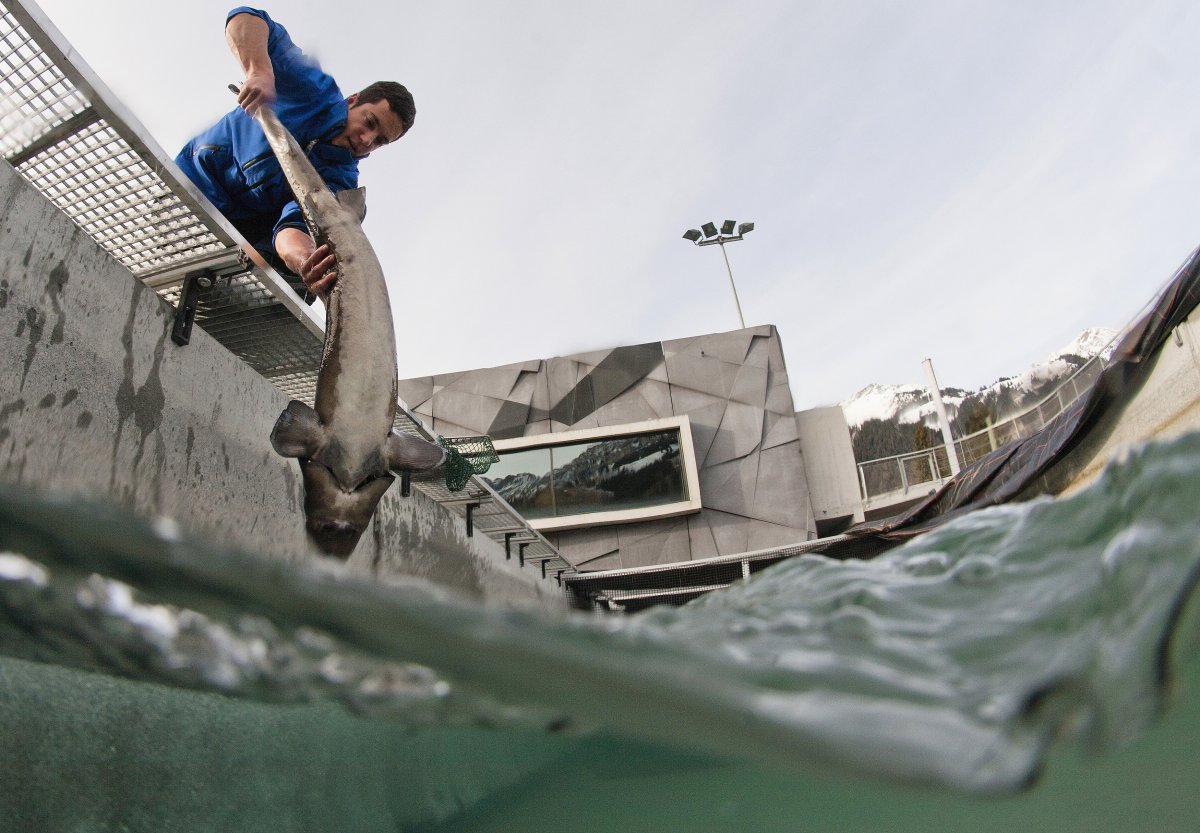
[251,101,445,558]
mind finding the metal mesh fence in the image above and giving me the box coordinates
[12,104,225,275]
[156,272,325,400]
[0,8,87,158]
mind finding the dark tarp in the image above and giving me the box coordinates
[817,244,1200,560]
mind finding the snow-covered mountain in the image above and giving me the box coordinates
[1057,327,1119,361]
[839,383,964,430]
[1003,326,1119,395]
[840,327,1119,428]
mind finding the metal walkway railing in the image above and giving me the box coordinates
[855,327,1125,504]
[0,0,572,580]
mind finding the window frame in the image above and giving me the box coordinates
[489,415,703,532]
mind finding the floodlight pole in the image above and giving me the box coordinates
[715,241,746,329]
[683,221,754,329]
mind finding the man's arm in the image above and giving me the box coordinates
[228,10,338,301]
[226,12,276,114]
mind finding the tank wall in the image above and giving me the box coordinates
[0,160,561,610]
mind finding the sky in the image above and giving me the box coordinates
[27,0,1200,410]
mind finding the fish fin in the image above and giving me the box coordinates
[384,431,446,473]
[336,187,367,222]
[271,400,324,459]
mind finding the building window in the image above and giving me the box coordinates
[483,416,702,532]
[486,446,555,519]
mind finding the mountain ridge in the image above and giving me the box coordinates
[840,326,1119,428]
[842,327,1119,463]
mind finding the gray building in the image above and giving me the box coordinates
[399,325,840,570]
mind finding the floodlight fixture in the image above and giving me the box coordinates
[681,217,756,329]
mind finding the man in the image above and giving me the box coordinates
[176,7,414,302]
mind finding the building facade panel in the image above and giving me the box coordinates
[398,325,818,568]
[615,517,693,569]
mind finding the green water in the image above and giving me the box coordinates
[3,431,1200,831]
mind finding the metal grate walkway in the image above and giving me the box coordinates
[1,0,571,579]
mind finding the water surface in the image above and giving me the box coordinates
[2,431,1200,831]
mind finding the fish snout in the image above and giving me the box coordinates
[306,519,364,558]
[298,460,395,559]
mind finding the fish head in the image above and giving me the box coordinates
[298,459,395,558]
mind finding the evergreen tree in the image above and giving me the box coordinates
[913,422,934,450]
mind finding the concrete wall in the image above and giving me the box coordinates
[794,405,864,535]
[398,326,817,570]
[0,160,561,610]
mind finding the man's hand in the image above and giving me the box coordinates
[300,244,338,302]
[236,70,276,115]
[277,228,338,303]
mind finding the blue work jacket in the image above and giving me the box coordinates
[175,7,358,256]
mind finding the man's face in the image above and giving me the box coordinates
[333,93,407,158]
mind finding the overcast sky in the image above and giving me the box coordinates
[29,0,1200,410]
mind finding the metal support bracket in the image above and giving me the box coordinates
[505,532,514,560]
[171,269,215,346]
[465,502,480,537]
[400,471,411,497]
[519,542,528,567]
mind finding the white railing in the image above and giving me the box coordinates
[855,336,1117,502]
